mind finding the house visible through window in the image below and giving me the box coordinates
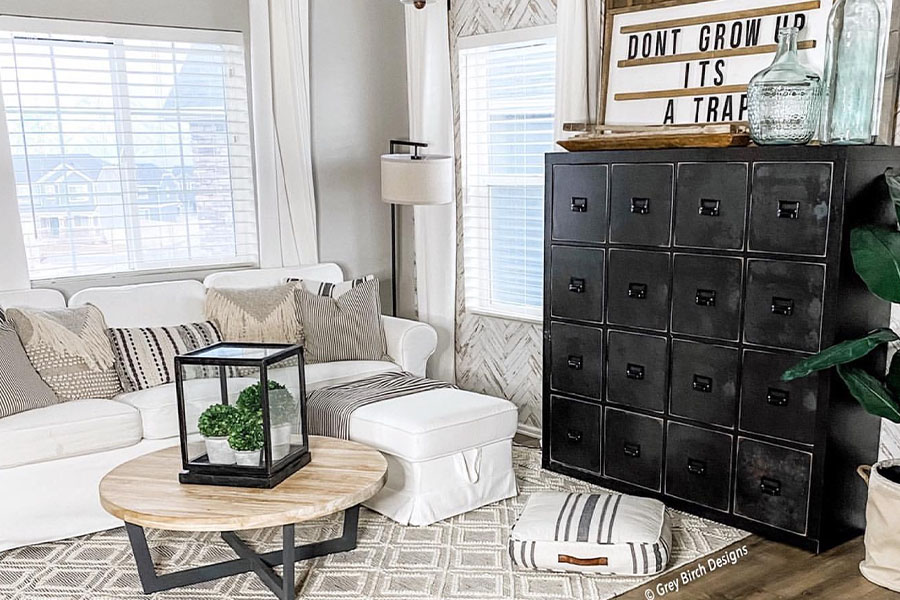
[0,20,256,280]
[460,30,556,321]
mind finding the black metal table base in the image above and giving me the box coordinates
[124,505,359,600]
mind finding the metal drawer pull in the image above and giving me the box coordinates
[687,458,707,476]
[568,278,586,294]
[777,200,800,220]
[771,296,794,316]
[760,477,782,496]
[626,363,645,380]
[571,197,588,213]
[692,374,713,393]
[624,442,641,458]
[695,289,717,307]
[566,429,583,443]
[630,197,650,215]
[698,198,721,217]
[567,355,583,370]
[767,388,790,407]
[628,283,647,299]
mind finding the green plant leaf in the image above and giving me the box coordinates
[885,168,900,227]
[837,364,900,424]
[851,226,900,303]
[887,352,900,397]
[781,328,899,381]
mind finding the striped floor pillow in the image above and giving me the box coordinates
[509,491,672,575]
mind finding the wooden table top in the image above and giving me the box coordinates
[99,436,387,532]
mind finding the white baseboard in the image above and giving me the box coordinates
[516,423,541,439]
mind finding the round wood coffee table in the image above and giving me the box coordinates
[100,436,387,600]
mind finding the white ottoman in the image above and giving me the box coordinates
[347,388,519,526]
[510,491,672,575]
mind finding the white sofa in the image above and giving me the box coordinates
[0,263,518,552]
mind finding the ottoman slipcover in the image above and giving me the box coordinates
[510,491,672,575]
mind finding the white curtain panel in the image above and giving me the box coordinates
[555,0,605,144]
[405,3,457,383]
[0,90,30,290]
[260,0,319,266]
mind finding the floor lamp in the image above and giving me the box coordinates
[381,139,453,316]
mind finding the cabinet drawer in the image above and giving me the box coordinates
[744,260,826,353]
[665,422,733,512]
[671,254,744,341]
[670,340,739,428]
[550,245,604,323]
[607,249,671,332]
[734,438,812,535]
[674,162,748,250]
[550,396,602,473]
[606,330,668,413]
[749,162,832,256]
[550,322,603,399]
[609,164,674,247]
[740,350,820,445]
[552,165,608,243]
[604,407,664,491]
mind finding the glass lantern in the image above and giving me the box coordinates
[174,342,310,488]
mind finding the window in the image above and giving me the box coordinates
[460,29,556,322]
[0,19,256,280]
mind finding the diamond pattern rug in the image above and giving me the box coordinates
[0,445,748,599]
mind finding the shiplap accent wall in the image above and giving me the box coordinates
[450,0,559,436]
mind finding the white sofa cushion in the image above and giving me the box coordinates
[349,388,518,462]
[0,289,66,311]
[69,280,207,328]
[119,361,401,440]
[509,491,672,575]
[0,400,142,469]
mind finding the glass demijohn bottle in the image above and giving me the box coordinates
[747,27,823,145]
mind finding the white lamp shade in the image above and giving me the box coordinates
[381,154,453,206]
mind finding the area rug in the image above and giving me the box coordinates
[0,445,748,600]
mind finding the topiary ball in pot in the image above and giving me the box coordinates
[236,380,287,414]
[229,409,265,467]
[197,404,238,465]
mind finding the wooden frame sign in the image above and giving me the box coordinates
[602,0,844,127]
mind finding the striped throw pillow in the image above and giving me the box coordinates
[509,491,672,575]
[0,313,60,418]
[294,276,388,364]
[108,321,224,392]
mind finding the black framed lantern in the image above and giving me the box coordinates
[175,342,310,488]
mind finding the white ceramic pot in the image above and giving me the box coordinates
[234,449,261,467]
[272,424,292,461]
[204,436,235,465]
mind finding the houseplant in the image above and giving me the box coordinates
[237,380,296,460]
[228,408,265,467]
[197,404,239,465]
[782,169,900,426]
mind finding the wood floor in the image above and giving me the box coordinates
[616,535,900,600]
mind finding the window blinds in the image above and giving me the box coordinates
[0,20,256,280]
[460,33,556,321]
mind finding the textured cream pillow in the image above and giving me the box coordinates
[5,304,122,401]
[205,283,302,343]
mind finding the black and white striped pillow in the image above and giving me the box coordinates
[294,276,388,364]
[0,312,60,418]
[108,321,225,392]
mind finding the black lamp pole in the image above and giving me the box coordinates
[387,139,428,317]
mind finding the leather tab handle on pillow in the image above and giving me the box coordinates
[558,554,608,567]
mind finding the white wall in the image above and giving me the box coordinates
[309,0,410,310]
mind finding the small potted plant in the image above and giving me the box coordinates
[228,409,265,467]
[197,404,238,465]
[237,381,296,461]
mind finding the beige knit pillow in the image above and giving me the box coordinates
[205,283,302,344]
[5,304,122,401]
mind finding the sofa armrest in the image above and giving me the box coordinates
[382,316,437,378]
